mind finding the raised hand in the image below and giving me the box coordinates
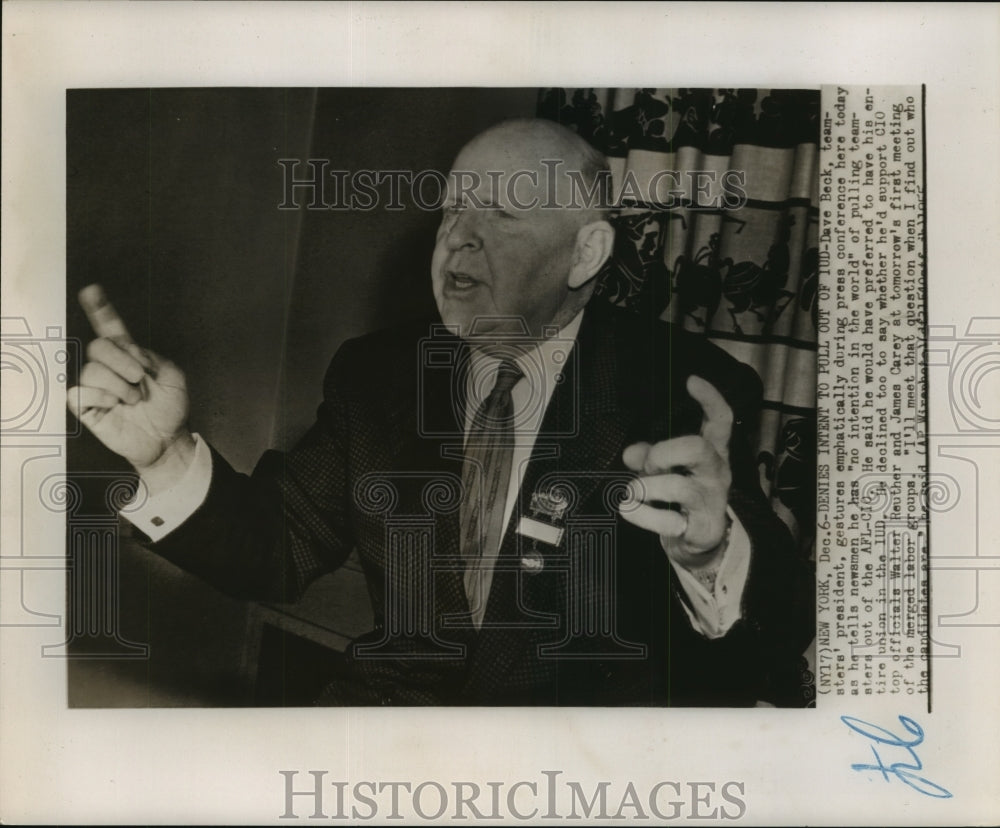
[619,375,734,567]
[68,285,194,491]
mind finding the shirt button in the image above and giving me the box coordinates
[151,516,164,527]
[721,585,728,594]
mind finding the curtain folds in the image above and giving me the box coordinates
[539,88,819,556]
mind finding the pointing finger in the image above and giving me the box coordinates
[78,284,133,346]
[687,375,733,460]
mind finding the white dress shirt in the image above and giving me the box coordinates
[124,312,751,638]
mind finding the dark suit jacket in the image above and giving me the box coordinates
[150,300,815,706]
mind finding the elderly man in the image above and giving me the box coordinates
[69,118,814,706]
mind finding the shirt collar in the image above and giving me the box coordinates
[465,310,585,412]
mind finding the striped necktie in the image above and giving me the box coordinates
[459,359,523,628]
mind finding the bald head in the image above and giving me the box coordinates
[450,118,613,223]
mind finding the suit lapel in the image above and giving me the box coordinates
[381,330,472,642]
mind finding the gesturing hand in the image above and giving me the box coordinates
[67,285,193,487]
[619,375,734,568]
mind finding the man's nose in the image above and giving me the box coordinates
[443,208,483,252]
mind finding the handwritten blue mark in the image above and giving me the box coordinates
[841,715,952,799]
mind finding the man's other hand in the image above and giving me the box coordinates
[68,284,194,495]
[619,375,734,568]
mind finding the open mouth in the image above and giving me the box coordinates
[447,271,481,291]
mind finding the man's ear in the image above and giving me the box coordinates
[568,220,615,288]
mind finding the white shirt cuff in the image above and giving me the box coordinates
[668,507,751,639]
[120,433,213,542]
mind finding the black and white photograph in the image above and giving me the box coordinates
[2,3,998,825]
[64,87,818,709]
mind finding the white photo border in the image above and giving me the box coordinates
[2,2,998,825]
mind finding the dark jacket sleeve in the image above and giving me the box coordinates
[145,341,361,603]
[725,359,816,705]
[662,335,815,706]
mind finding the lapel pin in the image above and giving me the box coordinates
[519,549,545,573]
[515,485,571,572]
[530,488,569,522]
[516,516,563,547]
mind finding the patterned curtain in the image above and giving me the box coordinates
[538,88,819,557]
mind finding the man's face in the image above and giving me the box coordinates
[431,135,584,340]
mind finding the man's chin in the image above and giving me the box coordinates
[439,310,533,340]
